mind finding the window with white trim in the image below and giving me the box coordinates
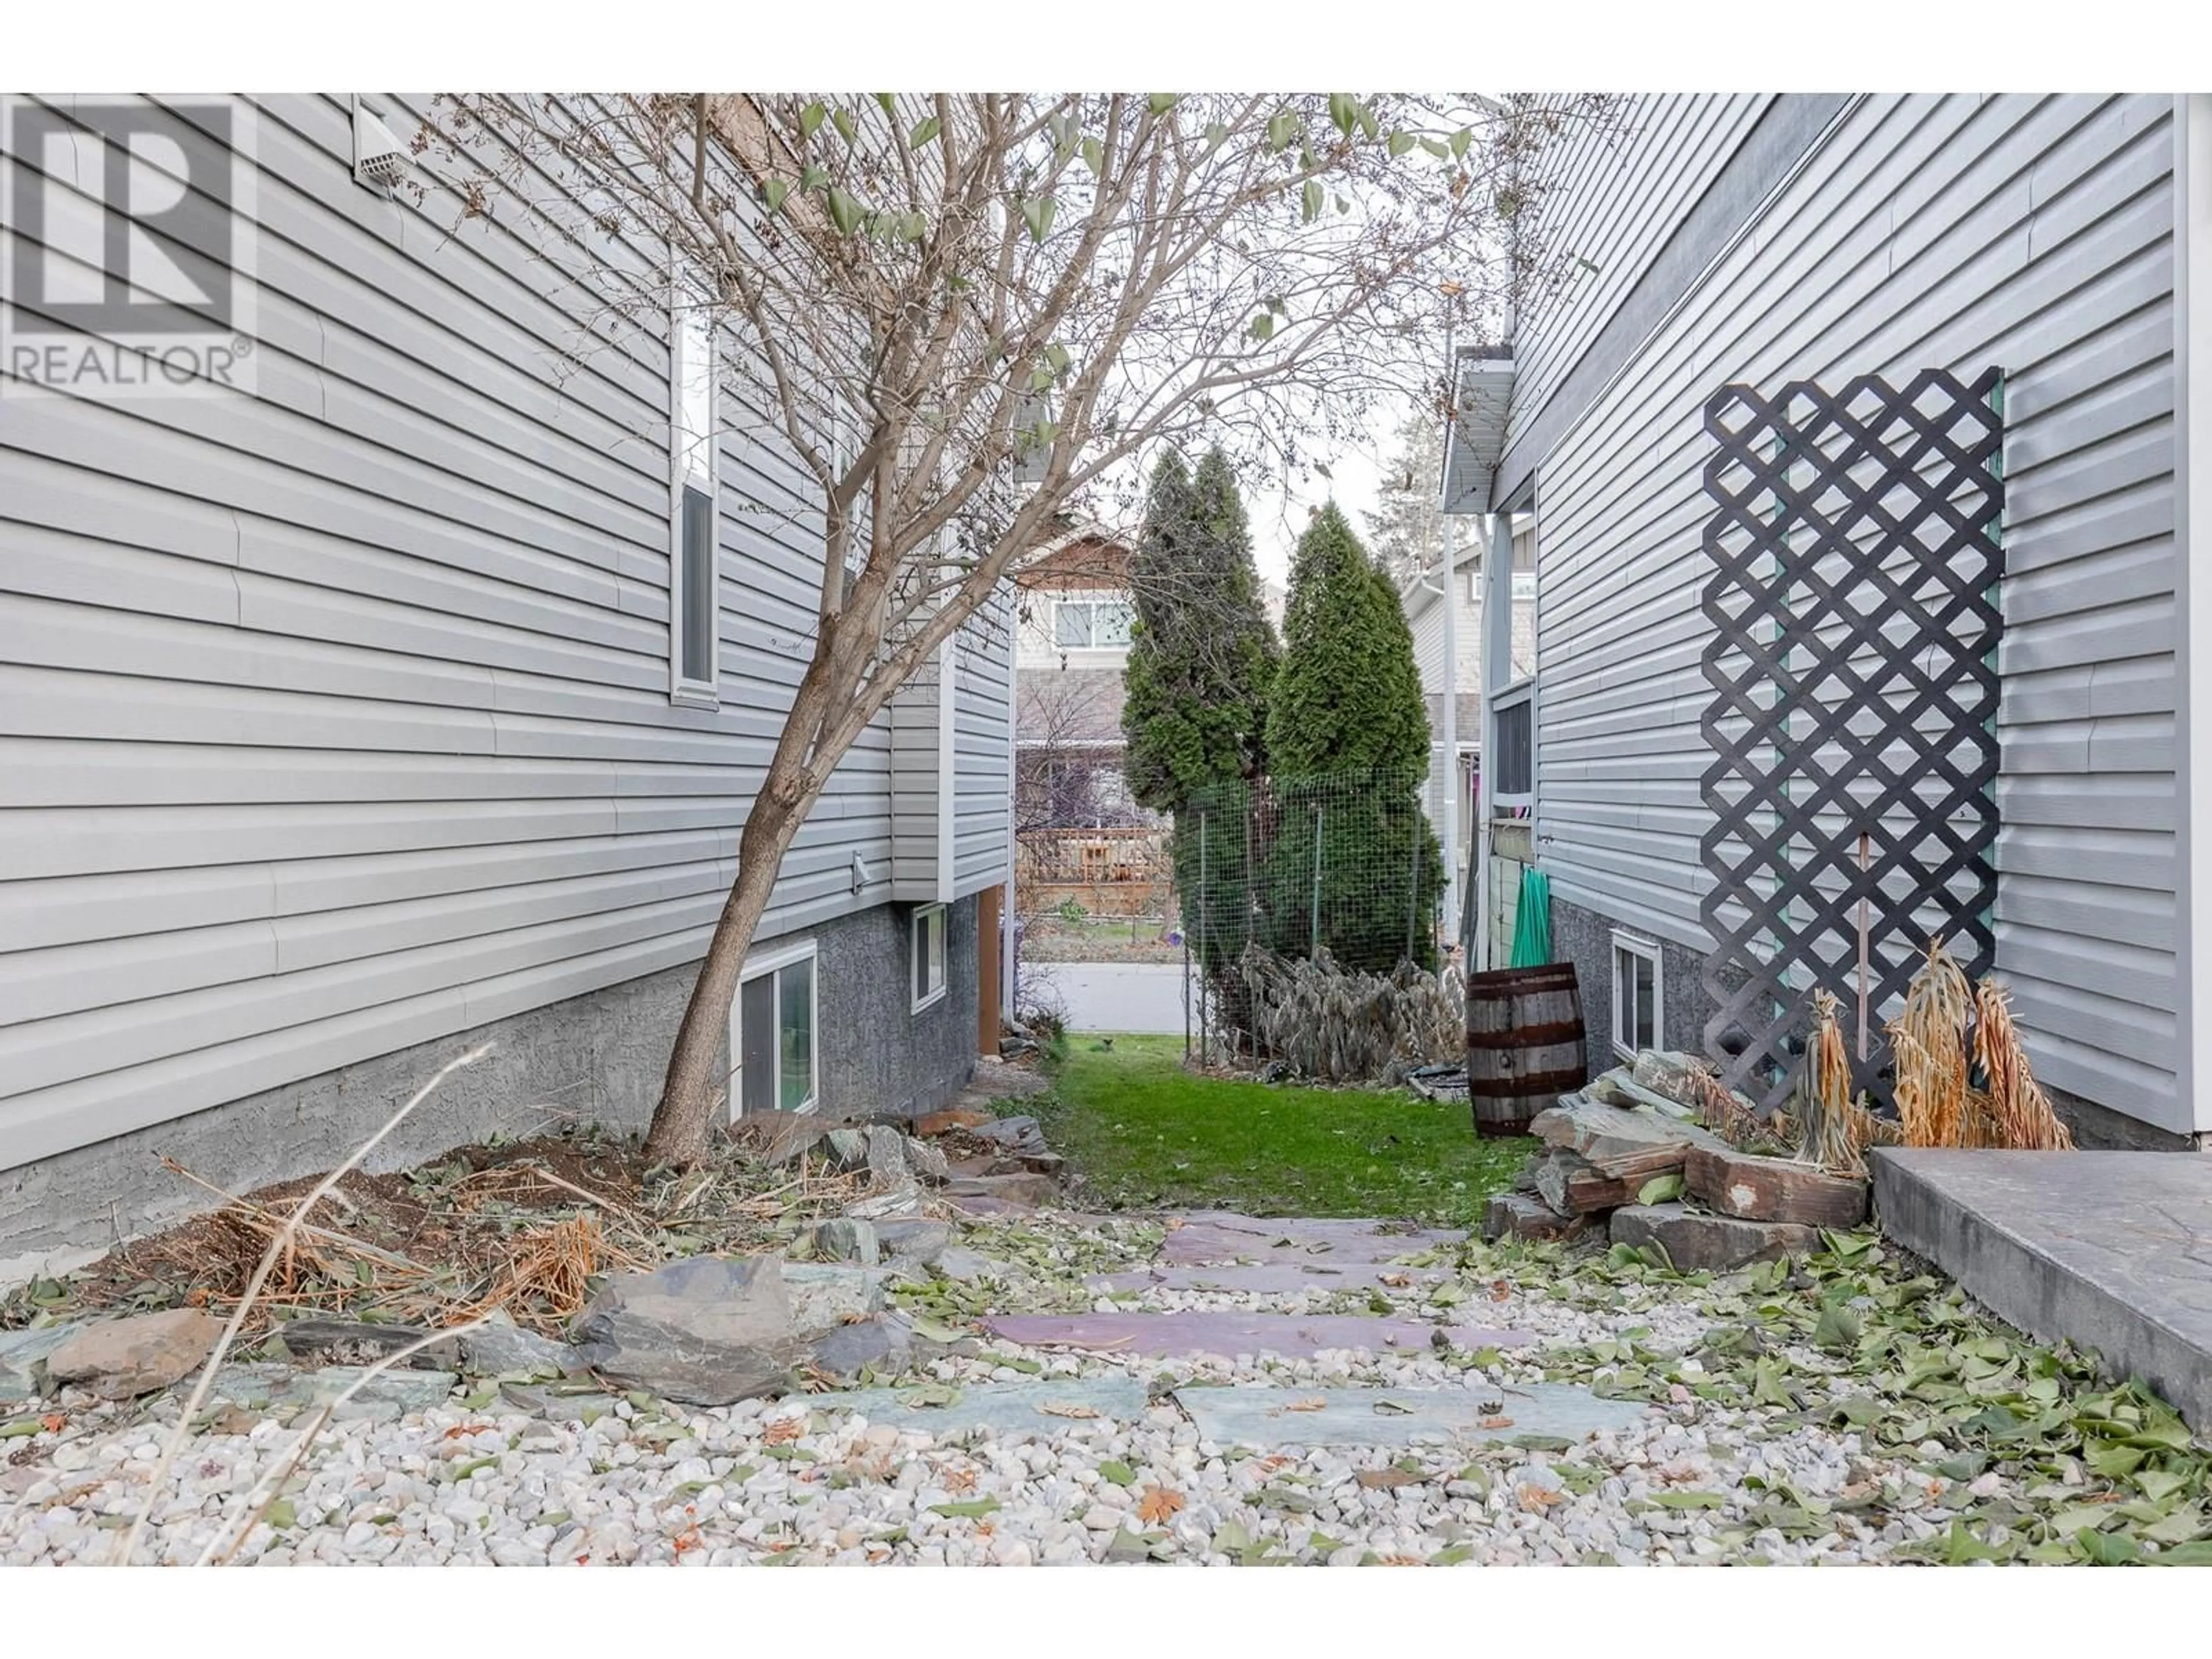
[911,902,947,1012]
[671,282,718,700]
[1053,596,1133,649]
[733,940,817,1116]
[1611,930,1661,1059]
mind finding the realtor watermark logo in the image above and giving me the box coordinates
[2,94,257,397]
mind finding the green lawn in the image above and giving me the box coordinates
[1024,1033,1532,1226]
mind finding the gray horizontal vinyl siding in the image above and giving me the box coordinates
[952,590,1014,896]
[1509,95,1772,456]
[1529,94,2180,1128]
[0,92,903,1169]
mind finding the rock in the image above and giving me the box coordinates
[916,1108,995,1138]
[1530,1099,1730,1182]
[946,1193,1038,1219]
[805,1313,913,1382]
[847,1182,926,1221]
[874,1219,954,1266]
[1683,1145,1869,1228]
[967,1116,1047,1155]
[47,1308,221,1399]
[0,1322,83,1403]
[274,1319,459,1369]
[457,1312,584,1379]
[931,1246,995,1283]
[1483,1192,1592,1243]
[202,1362,457,1421]
[569,1255,795,1407]
[945,1172,1058,1209]
[864,1126,910,1185]
[1608,1205,1817,1272]
[806,1218,881,1264]
[820,1128,871,1174]
[903,1137,951,1185]
[782,1263,888,1334]
[732,1109,834,1165]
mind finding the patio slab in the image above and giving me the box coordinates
[980,1310,1531,1359]
[1090,1263,1459,1295]
[1159,1216,1464,1267]
[1872,1149,2212,1429]
[794,1377,1150,1436]
[1173,1384,1648,1449]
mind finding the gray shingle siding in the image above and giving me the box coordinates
[0,93,1010,1171]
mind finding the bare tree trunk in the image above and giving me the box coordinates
[643,778,811,1164]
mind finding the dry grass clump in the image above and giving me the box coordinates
[1230,943,1464,1084]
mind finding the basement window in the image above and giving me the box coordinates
[734,940,817,1117]
[912,903,948,1012]
[1611,930,1662,1060]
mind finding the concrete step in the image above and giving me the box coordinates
[1871,1147,2212,1429]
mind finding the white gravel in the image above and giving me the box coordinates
[0,1223,2005,1567]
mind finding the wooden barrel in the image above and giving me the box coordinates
[1465,963,1588,1137]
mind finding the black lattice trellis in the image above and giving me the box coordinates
[1698,369,2005,1113]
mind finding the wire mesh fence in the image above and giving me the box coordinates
[1176,768,1452,1074]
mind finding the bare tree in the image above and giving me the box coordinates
[1364,408,1448,586]
[418,92,1607,1162]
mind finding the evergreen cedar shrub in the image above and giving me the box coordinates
[1121,449,1278,813]
[1260,504,1444,974]
[1120,449,1278,991]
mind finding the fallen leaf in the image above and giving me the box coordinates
[762,1416,804,1445]
[39,1414,65,1434]
[1276,1397,1328,1414]
[1378,1273,1412,1289]
[1357,1468,1423,1490]
[1489,1279,1512,1302]
[1518,1483,1566,1510]
[1038,1401,1102,1419]
[1372,1399,1414,1415]
[1137,1485,1186,1524]
[1097,1459,1137,1487]
[1479,1416,1516,1430]
[943,1467,978,1494]
[929,1497,1001,1519]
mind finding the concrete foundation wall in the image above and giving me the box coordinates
[0,897,978,1285]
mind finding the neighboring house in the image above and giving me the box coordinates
[0,94,1014,1276]
[1012,528,1145,828]
[1400,535,1535,878]
[1442,93,2209,1151]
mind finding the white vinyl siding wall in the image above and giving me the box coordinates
[1528,94,2181,1128]
[0,93,1021,1171]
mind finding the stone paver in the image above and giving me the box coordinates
[797,1377,1149,1435]
[202,1363,459,1422]
[1174,1384,1647,1449]
[981,1310,1532,1359]
[1090,1263,1458,1294]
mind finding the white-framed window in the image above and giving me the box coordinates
[911,902,948,1012]
[669,278,719,703]
[732,938,817,1117]
[1610,929,1662,1060]
[1054,596,1134,649]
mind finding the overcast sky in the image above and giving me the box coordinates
[1243,415,1399,588]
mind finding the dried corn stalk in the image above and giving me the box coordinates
[1884,937,2071,1152]
[1683,1056,1763,1150]
[1888,935,1971,1149]
[1972,978,2073,1151]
